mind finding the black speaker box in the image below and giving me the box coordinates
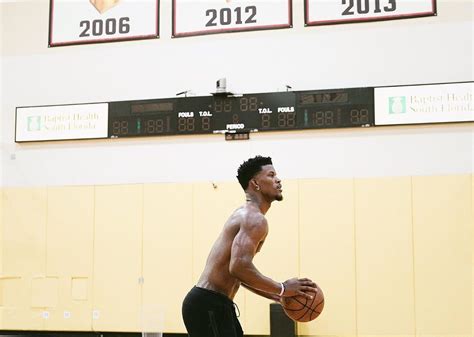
[269,303,296,337]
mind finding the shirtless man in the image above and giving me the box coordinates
[182,156,318,337]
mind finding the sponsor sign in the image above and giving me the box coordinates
[374,82,473,125]
[16,103,109,142]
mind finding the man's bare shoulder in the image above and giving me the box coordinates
[230,204,268,231]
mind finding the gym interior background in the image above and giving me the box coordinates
[0,0,472,336]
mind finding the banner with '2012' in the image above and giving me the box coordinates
[172,0,292,38]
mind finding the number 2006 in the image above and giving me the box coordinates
[79,17,130,37]
[205,6,257,27]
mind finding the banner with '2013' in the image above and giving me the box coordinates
[305,0,436,26]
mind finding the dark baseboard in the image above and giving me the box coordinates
[0,332,269,337]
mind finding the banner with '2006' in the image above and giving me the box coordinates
[49,0,159,47]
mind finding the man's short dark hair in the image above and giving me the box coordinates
[236,156,273,190]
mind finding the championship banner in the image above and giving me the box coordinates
[15,103,109,142]
[49,0,159,47]
[305,0,436,26]
[374,82,473,126]
[172,0,292,38]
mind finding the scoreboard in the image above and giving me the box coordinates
[107,88,374,138]
[15,82,472,142]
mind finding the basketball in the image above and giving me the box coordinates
[281,285,324,322]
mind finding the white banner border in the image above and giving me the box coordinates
[304,0,437,26]
[48,0,160,47]
[172,0,293,38]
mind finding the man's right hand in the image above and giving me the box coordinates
[282,278,318,300]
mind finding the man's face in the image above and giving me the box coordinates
[254,164,283,201]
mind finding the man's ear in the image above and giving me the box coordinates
[250,179,260,191]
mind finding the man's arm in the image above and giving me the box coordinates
[241,283,280,302]
[229,213,317,299]
[229,214,283,296]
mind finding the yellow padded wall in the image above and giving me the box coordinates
[244,179,299,335]
[298,178,357,337]
[192,182,246,328]
[0,277,43,330]
[45,186,94,330]
[31,276,59,308]
[93,184,143,332]
[142,183,193,333]
[354,177,415,337]
[412,175,472,337]
[43,277,92,330]
[2,187,47,276]
[0,276,21,329]
[46,186,94,275]
[2,188,47,329]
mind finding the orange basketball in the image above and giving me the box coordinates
[281,285,324,322]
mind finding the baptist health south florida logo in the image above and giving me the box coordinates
[27,116,42,131]
[90,0,120,14]
[388,96,407,114]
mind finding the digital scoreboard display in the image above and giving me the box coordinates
[109,97,214,137]
[16,82,471,143]
[212,92,297,132]
[108,88,374,138]
[297,88,374,129]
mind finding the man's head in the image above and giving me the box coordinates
[237,156,283,201]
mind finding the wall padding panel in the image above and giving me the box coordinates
[0,277,44,330]
[298,178,357,337]
[92,184,142,332]
[412,175,472,337]
[1,188,47,329]
[2,188,47,276]
[45,186,94,330]
[142,183,193,333]
[46,186,94,276]
[42,277,92,330]
[354,177,415,337]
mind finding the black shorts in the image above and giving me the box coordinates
[182,286,243,337]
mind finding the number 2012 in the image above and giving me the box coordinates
[342,0,396,15]
[205,6,257,27]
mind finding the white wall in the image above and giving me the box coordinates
[0,124,471,187]
[1,0,473,187]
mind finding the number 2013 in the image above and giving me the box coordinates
[342,0,396,15]
[205,6,257,27]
